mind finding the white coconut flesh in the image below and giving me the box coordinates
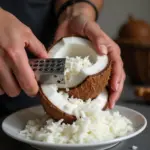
[49,37,109,88]
[41,37,109,116]
[41,84,108,116]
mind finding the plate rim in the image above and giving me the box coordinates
[2,105,147,148]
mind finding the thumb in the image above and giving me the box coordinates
[27,33,48,58]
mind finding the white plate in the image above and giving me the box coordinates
[2,105,147,150]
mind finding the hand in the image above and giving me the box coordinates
[55,15,125,109]
[0,8,48,97]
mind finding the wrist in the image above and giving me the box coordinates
[58,2,96,24]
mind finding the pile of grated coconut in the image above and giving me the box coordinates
[64,56,92,84]
[20,107,134,144]
[20,56,134,144]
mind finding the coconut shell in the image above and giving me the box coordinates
[39,88,76,124]
[39,37,111,123]
[65,62,111,100]
[39,88,109,124]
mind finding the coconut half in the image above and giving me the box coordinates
[39,37,111,123]
[49,37,111,99]
[39,85,108,124]
[49,37,110,89]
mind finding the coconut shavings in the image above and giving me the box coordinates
[20,106,134,144]
[64,56,92,82]
[20,56,134,144]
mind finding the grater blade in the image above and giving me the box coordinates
[29,58,66,84]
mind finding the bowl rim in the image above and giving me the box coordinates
[1,105,147,148]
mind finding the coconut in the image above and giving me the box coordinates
[39,85,108,124]
[39,37,111,123]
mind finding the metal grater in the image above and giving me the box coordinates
[29,58,66,84]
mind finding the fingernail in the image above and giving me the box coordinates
[42,53,48,58]
[111,84,119,92]
[112,103,115,108]
[111,103,115,109]
[98,45,107,55]
[115,83,119,91]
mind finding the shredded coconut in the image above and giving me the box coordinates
[20,56,134,144]
[64,56,92,82]
[20,107,134,144]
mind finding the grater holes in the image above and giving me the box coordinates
[57,80,61,83]
[56,68,61,71]
[46,59,51,63]
[45,64,50,67]
[50,68,54,71]
[39,64,44,67]
[40,60,44,63]
[56,64,60,67]
[33,64,38,67]
[58,60,62,63]
[51,60,55,63]
[39,68,44,71]
[34,60,39,63]
[33,68,37,71]
[50,63,55,67]
[44,68,49,72]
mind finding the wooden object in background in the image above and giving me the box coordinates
[135,87,150,101]
[116,15,150,84]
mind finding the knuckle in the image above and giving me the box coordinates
[6,48,20,62]
[114,44,121,54]
[41,43,45,49]
[5,46,14,53]
[123,71,126,80]
[7,89,21,97]
[96,36,105,44]
[25,26,32,34]
[25,27,33,38]
[25,83,38,96]
[119,59,123,67]
[0,59,4,72]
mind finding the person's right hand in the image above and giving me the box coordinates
[0,8,48,97]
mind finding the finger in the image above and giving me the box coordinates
[54,20,77,42]
[54,20,70,42]
[83,21,121,56]
[25,28,48,58]
[6,45,39,96]
[108,70,126,109]
[0,86,4,95]
[0,50,5,95]
[108,48,123,92]
[0,56,20,97]
[83,21,109,55]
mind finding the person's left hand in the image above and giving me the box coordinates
[54,15,125,109]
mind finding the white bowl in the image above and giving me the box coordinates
[2,105,147,150]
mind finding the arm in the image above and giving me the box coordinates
[55,0,104,23]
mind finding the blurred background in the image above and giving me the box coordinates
[97,0,150,89]
[98,0,150,38]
